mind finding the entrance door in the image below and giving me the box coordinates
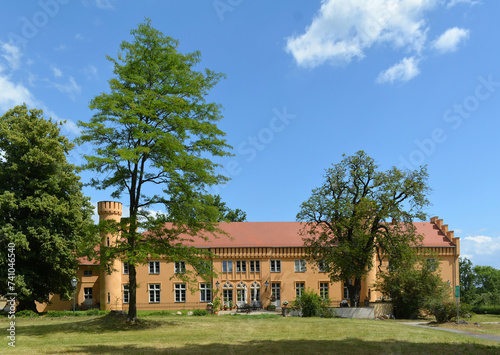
[271,283,281,307]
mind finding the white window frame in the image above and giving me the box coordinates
[123,262,129,275]
[295,259,307,272]
[249,260,260,272]
[320,282,329,299]
[318,260,326,272]
[149,261,160,274]
[343,284,350,300]
[123,284,130,304]
[200,283,211,302]
[270,259,281,273]
[236,260,246,272]
[222,260,233,273]
[175,284,186,303]
[296,282,305,297]
[149,284,161,303]
[427,258,437,272]
[175,261,186,274]
[84,287,93,300]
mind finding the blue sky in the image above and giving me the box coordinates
[1,0,499,269]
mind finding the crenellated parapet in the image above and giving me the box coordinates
[97,201,123,217]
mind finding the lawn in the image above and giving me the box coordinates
[0,313,499,354]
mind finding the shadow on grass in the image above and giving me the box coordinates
[52,339,499,354]
[19,313,168,336]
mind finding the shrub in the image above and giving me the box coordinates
[425,300,474,322]
[15,310,39,318]
[86,309,99,316]
[293,288,330,317]
[472,305,500,315]
[266,304,276,311]
[193,309,208,316]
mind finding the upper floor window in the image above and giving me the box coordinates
[270,259,281,273]
[83,270,92,277]
[236,260,246,272]
[175,261,186,274]
[249,260,260,273]
[426,258,437,272]
[222,260,233,273]
[123,284,130,304]
[295,259,306,272]
[318,260,326,272]
[149,261,160,274]
[123,262,129,275]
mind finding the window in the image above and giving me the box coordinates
[296,282,305,297]
[123,285,129,304]
[236,260,246,272]
[200,283,211,302]
[270,259,281,273]
[343,284,349,300]
[318,261,326,272]
[84,287,92,300]
[107,292,110,304]
[83,270,92,276]
[249,260,260,272]
[222,260,233,273]
[175,261,186,274]
[271,283,281,301]
[123,262,129,275]
[149,284,161,303]
[427,258,437,272]
[149,261,160,274]
[223,282,233,304]
[320,282,329,299]
[250,282,260,303]
[175,284,186,303]
[295,259,306,272]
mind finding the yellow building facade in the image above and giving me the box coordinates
[37,201,460,312]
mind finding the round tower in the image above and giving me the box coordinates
[98,201,123,311]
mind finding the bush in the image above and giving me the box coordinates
[192,309,208,316]
[425,300,474,322]
[293,288,330,317]
[472,305,500,315]
[86,309,99,316]
[266,304,276,311]
[15,310,39,318]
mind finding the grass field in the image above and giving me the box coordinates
[0,313,499,354]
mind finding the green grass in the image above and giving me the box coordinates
[0,313,498,354]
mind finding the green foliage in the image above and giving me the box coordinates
[459,258,500,307]
[293,288,331,317]
[374,255,448,319]
[86,309,99,316]
[266,304,276,311]
[15,310,39,318]
[192,309,208,316]
[472,305,500,315]
[424,300,473,322]
[0,105,95,312]
[297,151,430,306]
[76,19,234,322]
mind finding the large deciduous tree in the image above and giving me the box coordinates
[77,20,233,322]
[0,104,95,312]
[297,151,430,306]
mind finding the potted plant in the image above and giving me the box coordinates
[282,300,289,307]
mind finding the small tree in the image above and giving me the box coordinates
[77,20,233,322]
[373,255,448,319]
[0,105,95,312]
[297,151,430,307]
[293,288,332,317]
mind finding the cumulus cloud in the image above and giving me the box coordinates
[47,76,81,100]
[432,27,469,53]
[285,0,439,68]
[376,56,420,84]
[463,235,500,255]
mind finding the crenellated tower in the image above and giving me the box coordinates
[98,201,124,310]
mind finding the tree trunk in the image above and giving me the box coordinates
[16,299,39,313]
[127,264,138,322]
[347,278,362,307]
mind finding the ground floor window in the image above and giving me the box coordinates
[271,283,281,301]
[175,284,186,303]
[296,282,305,298]
[200,283,211,302]
[149,284,160,303]
[123,285,129,304]
[223,289,233,304]
[343,284,349,300]
[320,282,329,299]
[84,287,92,300]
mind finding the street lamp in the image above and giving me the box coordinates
[265,281,269,289]
[71,277,78,316]
[215,281,220,289]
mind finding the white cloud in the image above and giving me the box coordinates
[51,65,63,78]
[446,0,480,9]
[432,27,469,53]
[84,64,98,80]
[1,42,22,71]
[285,0,439,68]
[376,56,420,83]
[95,0,116,10]
[463,235,500,255]
[0,67,37,112]
[47,76,81,100]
